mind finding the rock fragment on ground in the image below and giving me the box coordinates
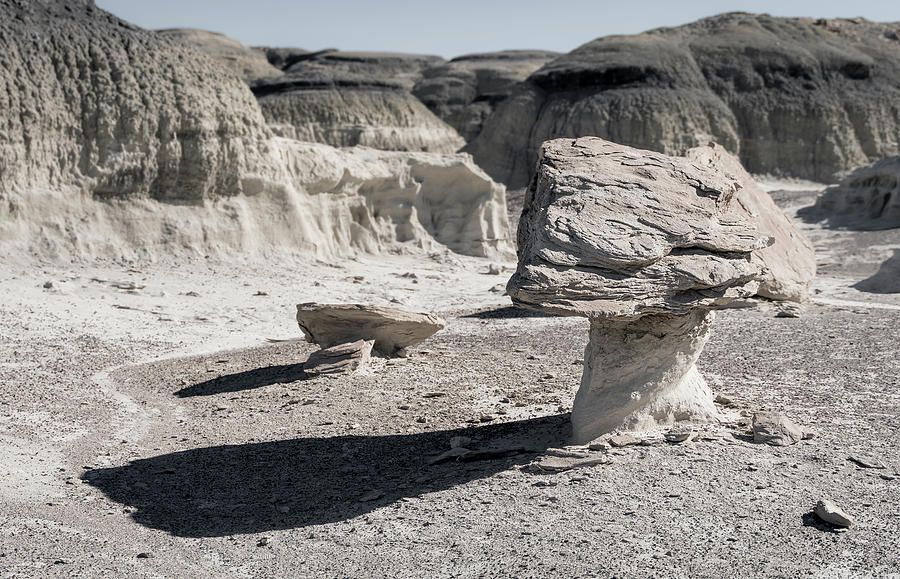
[303,339,374,376]
[775,303,803,318]
[608,434,642,448]
[296,303,446,355]
[664,429,693,443]
[752,412,805,446]
[848,456,886,469]
[532,455,608,472]
[813,499,854,528]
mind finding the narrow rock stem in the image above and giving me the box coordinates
[572,310,718,443]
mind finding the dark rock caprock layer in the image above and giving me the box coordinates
[413,50,559,142]
[250,51,465,153]
[469,13,900,188]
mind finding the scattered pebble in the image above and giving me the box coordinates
[848,456,886,469]
[359,490,384,502]
[664,429,693,443]
[608,434,642,448]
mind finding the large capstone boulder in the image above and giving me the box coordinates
[508,137,772,443]
[296,303,446,356]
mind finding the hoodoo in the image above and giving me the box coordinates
[508,137,773,443]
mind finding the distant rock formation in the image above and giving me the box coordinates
[255,46,313,71]
[156,28,283,80]
[686,144,816,302]
[0,0,277,202]
[250,51,465,153]
[800,156,900,229]
[413,50,559,142]
[507,138,771,442]
[0,0,511,262]
[469,13,900,188]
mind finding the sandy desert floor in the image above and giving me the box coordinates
[1,189,899,577]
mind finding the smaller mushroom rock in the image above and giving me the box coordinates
[304,339,374,376]
[507,137,773,443]
[296,303,446,355]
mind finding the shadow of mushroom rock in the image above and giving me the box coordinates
[81,415,570,537]
[175,363,308,398]
[461,306,560,319]
[853,249,900,294]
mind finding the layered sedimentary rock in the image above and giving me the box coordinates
[304,339,374,376]
[469,13,900,188]
[156,28,283,80]
[0,1,511,262]
[296,303,446,355]
[256,47,313,71]
[0,0,278,202]
[507,138,772,442]
[413,50,559,142]
[270,141,511,258]
[687,144,816,301]
[251,51,465,153]
[802,156,900,229]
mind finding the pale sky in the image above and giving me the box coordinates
[94,0,900,58]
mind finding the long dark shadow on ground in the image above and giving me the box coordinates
[461,305,559,319]
[82,414,570,537]
[175,362,308,397]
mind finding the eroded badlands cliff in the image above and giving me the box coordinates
[0,0,511,262]
[251,51,466,153]
[468,13,900,187]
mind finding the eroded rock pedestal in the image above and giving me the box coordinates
[508,137,773,443]
[577,311,718,440]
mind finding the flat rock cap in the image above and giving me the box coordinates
[296,303,446,354]
[507,137,772,319]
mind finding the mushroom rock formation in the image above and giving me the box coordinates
[686,144,816,302]
[296,303,446,356]
[800,156,900,229]
[507,137,773,443]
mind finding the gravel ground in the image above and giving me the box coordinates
[1,196,899,577]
